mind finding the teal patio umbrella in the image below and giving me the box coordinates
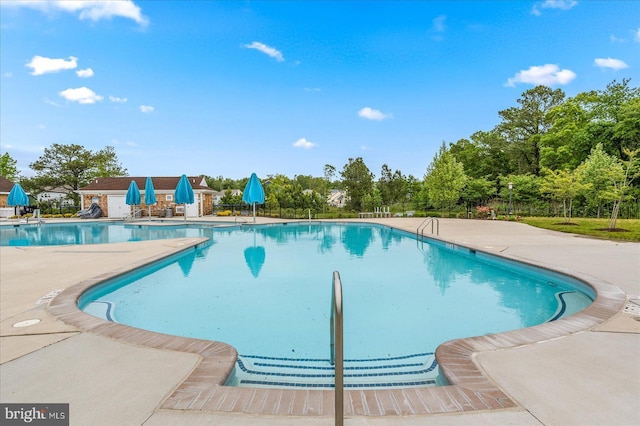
[7,183,29,216]
[174,174,194,222]
[126,180,141,218]
[144,177,157,218]
[242,173,265,222]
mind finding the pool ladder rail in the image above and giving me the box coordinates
[330,271,344,426]
[123,208,144,221]
[417,217,439,237]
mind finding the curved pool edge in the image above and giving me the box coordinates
[47,225,628,417]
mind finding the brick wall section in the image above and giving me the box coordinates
[83,193,213,217]
[78,176,215,217]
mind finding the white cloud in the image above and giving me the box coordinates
[4,72,12,78]
[109,95,128,103]
[292,138,317,149]
[76,68,94,78]
[44,98,62,107]
[243,41,284,62]
[140,105,154,113]
[594,58,629,70]
[4,0,148,25]
[59,87,103,104]
[304,87,322,92]
[505,64,576,87]
[610,35,625,43]
[358,107,392,121]
[635,28,640,43]
[26,55,77,75]
[432,15,446,32]
[532,0,578,15]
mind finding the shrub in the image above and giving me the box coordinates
[475,206,491,219]
[64,213,74,218]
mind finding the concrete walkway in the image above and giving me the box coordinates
[1,217,638,425]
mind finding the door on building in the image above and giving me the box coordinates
[108,195,129,218]
[186,194,199,217]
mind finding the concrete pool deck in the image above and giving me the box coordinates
[1,217,639,425]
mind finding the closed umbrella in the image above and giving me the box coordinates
[242,173,265,222]
[126,180,141,219]
[144,177,157,218]
[8,183,29,216]
[174,174,194,222]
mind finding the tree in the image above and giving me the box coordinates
[539,91,597,170]
[404,174,421,210]
[608,148,639,230]
[539,168,584,222]
[94,146,128,177]
[591,79,640,158]
[220,189,242,205]
[497,86,565,176]
[461,177,496,209]
[323,164,336,184]
[0,152,19,181]
[377,164,406,206]
[29,144,127,204]
[499,174,540,214]
[340,157,374,211]
[614,97,640,153]
[576,143,622,218]
[424,142,466,213]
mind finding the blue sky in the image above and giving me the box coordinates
[1,1,639,181]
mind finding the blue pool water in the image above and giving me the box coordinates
[0,221,224,246]
[78,222,594,388]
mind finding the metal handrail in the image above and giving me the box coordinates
[417,216,439,237]
[330,271,344,426]
[123,208,144,221]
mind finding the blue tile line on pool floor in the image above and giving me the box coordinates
[238,352,434,362]
[237,358,438,378]
[252,361,425,370]
[548,291,571,322]
[86,301,115,322]
[238,379,437,388]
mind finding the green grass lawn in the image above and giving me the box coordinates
[520,217,640,242]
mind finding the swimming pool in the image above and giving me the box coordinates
[78,222,594,389]
[0,221,226,246]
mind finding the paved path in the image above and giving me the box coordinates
[1,217,638,425]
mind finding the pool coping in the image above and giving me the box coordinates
[47,226,627,417]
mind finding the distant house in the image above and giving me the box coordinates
[76,176,215,218]
[327,189,347,208]
[37,186,75,206]
[0,176,13,208]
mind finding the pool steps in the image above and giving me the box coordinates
[232,352,439,389]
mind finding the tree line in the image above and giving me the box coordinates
[1,78,638,225]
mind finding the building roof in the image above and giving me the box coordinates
[0,176,14,193]
[78,176,213,192]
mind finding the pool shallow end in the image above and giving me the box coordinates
[46,229,628,417]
